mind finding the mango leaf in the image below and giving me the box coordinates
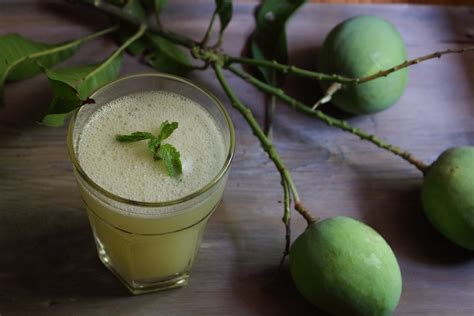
[250,0,305,85]
[122,0,146,19]
[117,25,148,56]
[105,0,127,5]
[144,34,194,76]
[0,26,115,105]
[115,0,148,56]
[41,25,146,126]
[41,56,122,126]
[154,0,167,15]
[215,0,233,35]
[40,79,90,127]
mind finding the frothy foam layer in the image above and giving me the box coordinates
[77,90,227,202]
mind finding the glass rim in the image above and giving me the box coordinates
[67,72,235,208]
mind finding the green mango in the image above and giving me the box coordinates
[319,16,408,114]
[289,216,402,316]
[422,146,474,250]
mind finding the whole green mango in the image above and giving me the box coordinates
[319,16,408,114]
[422,146,474,250]
[289,216,402,316]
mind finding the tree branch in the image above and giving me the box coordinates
[213,63,316,226]
[226,64,429,174]
[279,179,291,267]
[225,47,474,84]
[200,9,218,47]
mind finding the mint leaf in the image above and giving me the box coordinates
[148,138,161,160]
[116,121,182,178]
[158,121,178,141]
[159,144,182,178]
[116,132,155,142]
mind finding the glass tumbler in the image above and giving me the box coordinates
[67,74,235,294]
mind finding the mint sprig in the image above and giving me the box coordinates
[116,121,182,178]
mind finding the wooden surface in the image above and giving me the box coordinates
[309,0,471,5]
[1,1,474,315]
[244,0,473,6]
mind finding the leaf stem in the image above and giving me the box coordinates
[213,63,316,226]
[279,179,291,267]
[265,70,277,139]
[17,25,118,64]
[74,24,119,43]
[225,47,474,84]
[82,24,146,83]
[200,9,218,47]
[312,82,342,110]
[265,94,276,140]
[226,64,429,174]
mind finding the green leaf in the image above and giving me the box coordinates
[0,27,115,105]
[122,0,146,19]
[0,27,116,104]
[158,121,178,141]
[105,0,127,5]
[0,34,75,83]
[40,79,82,127]
[250,0,305,84]
[116,131,155,142]
[115,120,182,178]
[115,0,148,56]
[148,138,161,159]
[41,55,122,125]
[158,143,182,178]
[144,34,194,75]
[154,0,168,15]
[215,0,233,35]
[41,25,146,126]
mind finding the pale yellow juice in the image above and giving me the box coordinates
[72,89,229,293]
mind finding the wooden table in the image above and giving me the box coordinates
[1,1,474,315]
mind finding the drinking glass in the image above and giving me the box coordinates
[67,73,235,294]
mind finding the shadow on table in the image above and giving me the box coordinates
[446,7,474,141]
[284,45,357,121]
[0,206,129,302]
[0,76,52,123]
[217,201,328,316]
[348,165,474,266]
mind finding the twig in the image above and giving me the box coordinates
[226,64,429,174]
[200,8,218,47]
[279,179,291,268]
[264,71,277,139]
[213,63,316,225]
[312,82,342,110]
[82,24,146,83]
[265,94,276,139]
[225,47,474,84]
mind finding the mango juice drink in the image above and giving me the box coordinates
[67,74,234,294]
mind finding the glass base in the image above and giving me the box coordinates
[95,238,189,295]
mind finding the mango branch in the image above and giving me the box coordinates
[200,6,219,47]
[224,47,474,84]
[213,63,316,226]
[280,179,291,267]
[80,0,197,49]
[73,1,430,174]
[226,64,429,174]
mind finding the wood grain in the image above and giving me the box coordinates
[307,0,471,4]
[1,1,474,315]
